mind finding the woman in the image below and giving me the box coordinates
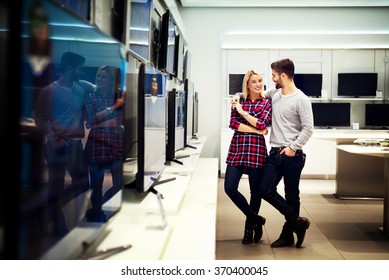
[84,65,124,222]
[225,70,272,244]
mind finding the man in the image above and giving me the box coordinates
[232,58,314,248]
[35,51,90,235]
[261,58,313,248]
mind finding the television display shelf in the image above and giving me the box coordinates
[90,136,218,260]
[331,97,384,101]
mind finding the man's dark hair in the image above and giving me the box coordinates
[60,51,86,73]
[271,58,295,79]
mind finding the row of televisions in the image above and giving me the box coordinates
[312,103,389,128]
[123,63,199,194]
[129,2,190,83]
[229,73,379,98]
[4,0,193,260]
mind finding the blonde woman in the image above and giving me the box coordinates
[84,66,124,222]
[225,70,272,244]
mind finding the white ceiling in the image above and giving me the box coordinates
[179,0,389,7]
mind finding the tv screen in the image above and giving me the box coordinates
[294,73,322,98]
[184,79,194,146]
[229,74,244,95]
[193,91,199,137]
[6,0,125,259]
[136,63,167,193]
[174,34,185,82]
[158,9,176,76]
[166,89,186,164]
[365,104,389,128]
[57,0,90,21]
[312,103,351,128]
[129,1,151,62]
[183,50,191,81]
[338,73,377,97]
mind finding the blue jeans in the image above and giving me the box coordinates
[259,149,306,222]
[224,165,263,222]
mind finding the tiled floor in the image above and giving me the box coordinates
[216,178,389,260]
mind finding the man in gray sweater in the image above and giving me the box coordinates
[262,58,314,248]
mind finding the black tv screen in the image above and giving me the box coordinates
[158,10,176,76]
[312,103,351,127]
[184,79,194,145]
[166,89,186,164]
[229,74,244,95]
[294,73,322,98]
[338,73,377,97]
[174,34,185,82]
[365,104,389,128]
[183,50,191,81]
[193,91,199,137]
[6,0,125,259]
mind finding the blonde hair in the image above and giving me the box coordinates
[96,65,120,93]
[241,70,264,100]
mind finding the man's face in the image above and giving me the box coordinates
[271,70,283,89]
[71,64,84,82]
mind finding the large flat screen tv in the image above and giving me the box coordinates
[338,73,377,97]
[184,79,195,147]
[129,0,153,62]
[136,63,167,192]
[294,73,322,98]
[3,0,126,260]
[312,102,351,128]
[365,104,389,128]
[158,9,176,76]
[174,34,185,82]
[183,50,191,81]
[166,88,186,165]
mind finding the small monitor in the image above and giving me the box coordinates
[312,103,351,128]
[365,104,389,128]
[229,74,244,95]
[294,73,322,98]
[338,73,377,97]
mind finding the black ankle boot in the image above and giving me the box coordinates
[271,221,294,248]
[242,219,253,244]
[242,229,253,244]
[294,217,310,248]
[253,215,266,243]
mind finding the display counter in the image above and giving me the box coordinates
[336,144,389,237]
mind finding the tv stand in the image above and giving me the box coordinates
[185,144,197,150]
[165,154,190,165]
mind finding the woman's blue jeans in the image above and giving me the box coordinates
[224,165,263,221]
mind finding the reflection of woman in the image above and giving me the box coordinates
[84,66,124,222]
[225,70,272,244]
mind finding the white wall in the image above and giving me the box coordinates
[178,6,389,169]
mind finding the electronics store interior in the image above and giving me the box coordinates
[1,0,389,260]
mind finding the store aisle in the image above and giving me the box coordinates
[216,178,389,260]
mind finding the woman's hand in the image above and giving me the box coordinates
[230,93,240,105]
[113,92,125,110]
